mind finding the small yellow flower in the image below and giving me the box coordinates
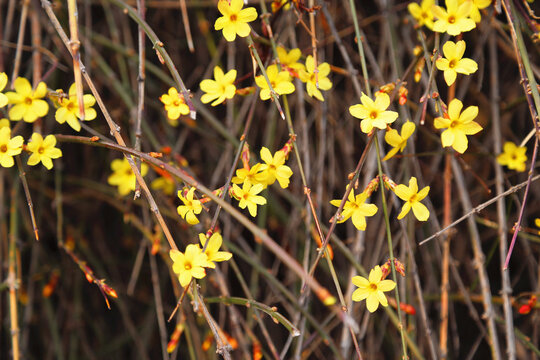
[434,98,482,154]
[330,189,378,231]
[107,157,149,196]
[170,244,213,287]
[459,0,491,23]
[6,77,49,122]
[299,55,332,101]
[0,127,24,168]
[26,133,62,170]
[497,142,527,172]
[151,175,176,195]
[276,46,305,73]
[383,121,416,161]
[255,64,295,101]
[394,177,430,221]
[255,147,293,188]
[349,92,399,134]
[177,187,203,225]
[408,0,435,30]
[199,233,232,263]
[214,0,258,42]
[232,162,263,186]
[271,0,291,12]
[436,40,478,86]
[55,83,97,132]
[160,87,189,120]
[200,66,237,106]
[0,72,8,108]
[352,265,396,313]
[232,182,267,217]
[432,0,475,36]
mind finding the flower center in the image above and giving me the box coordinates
[410,194,417,202]
[230,14,237,22]
[243,193,249,200]
[38,146,45,154]
[369,283,378,291]
[0,144,7,153]
[24,97,33,105]
[369,111,378,119]
[448,15,456,24]
[184,262,192,271]
[450,120,459,128]
[448,59,457,68]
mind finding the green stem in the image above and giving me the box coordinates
[374,134,408,359]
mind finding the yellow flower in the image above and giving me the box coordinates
[199,233,232,263]
[352,265,396,313]
[177,187,203,225]
[255,64,295,101]
[255,147,293,188]
[330,189,378,231]
[232,182,267,217]
[408,0,435,30]
[276,46,305,73]
[160,87,189,120]
[394,177,430,221]
[383,121,416,161]
[6,77,49,122]
[107,157,149,196]
[26,133,63,170]
[200,66,237,106]
[299,55,332,101]
[170,244,213,287]
[0,127,24,168]
[436,40,478,86]
[459,0,491,23]
[151,175,175,195]
[214,0,258,42]
[232,162,263,186]
[434,98,482,154]
[272,0,290,12]
[497,142,527,172]
[0,72,8,108]
[55,83,97,132]
[432,0,475,36]
[349,92,399,134]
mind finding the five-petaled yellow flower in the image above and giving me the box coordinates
[460,0,491,23]
[408,0,435,30]
[177,187,203,225]
[232,182,267,217]
[255,64,295,101]
[352,265,396,313]
[349,92,399,134]
[214,0,258,42]
[26,133,63,170]
[170,244,213,287]
[160,87,189,120]
[0,72,8,108]
[55,83,97,132]
[199,233,232,263]
[277,46,305,73]
[200,66,237,106]
[330,189,378,231]
[436,40,478,86]
[107,157,149,196]
[432,0,475,36]
[434,98,482,154]
[232,162,263,186]
[255,147,293,188]
[299,55,332,101]
[6,77,49,123]
[497,141,527,172]
[394,176,430,221]
[0,127,24,168]
[383,121,416,161]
